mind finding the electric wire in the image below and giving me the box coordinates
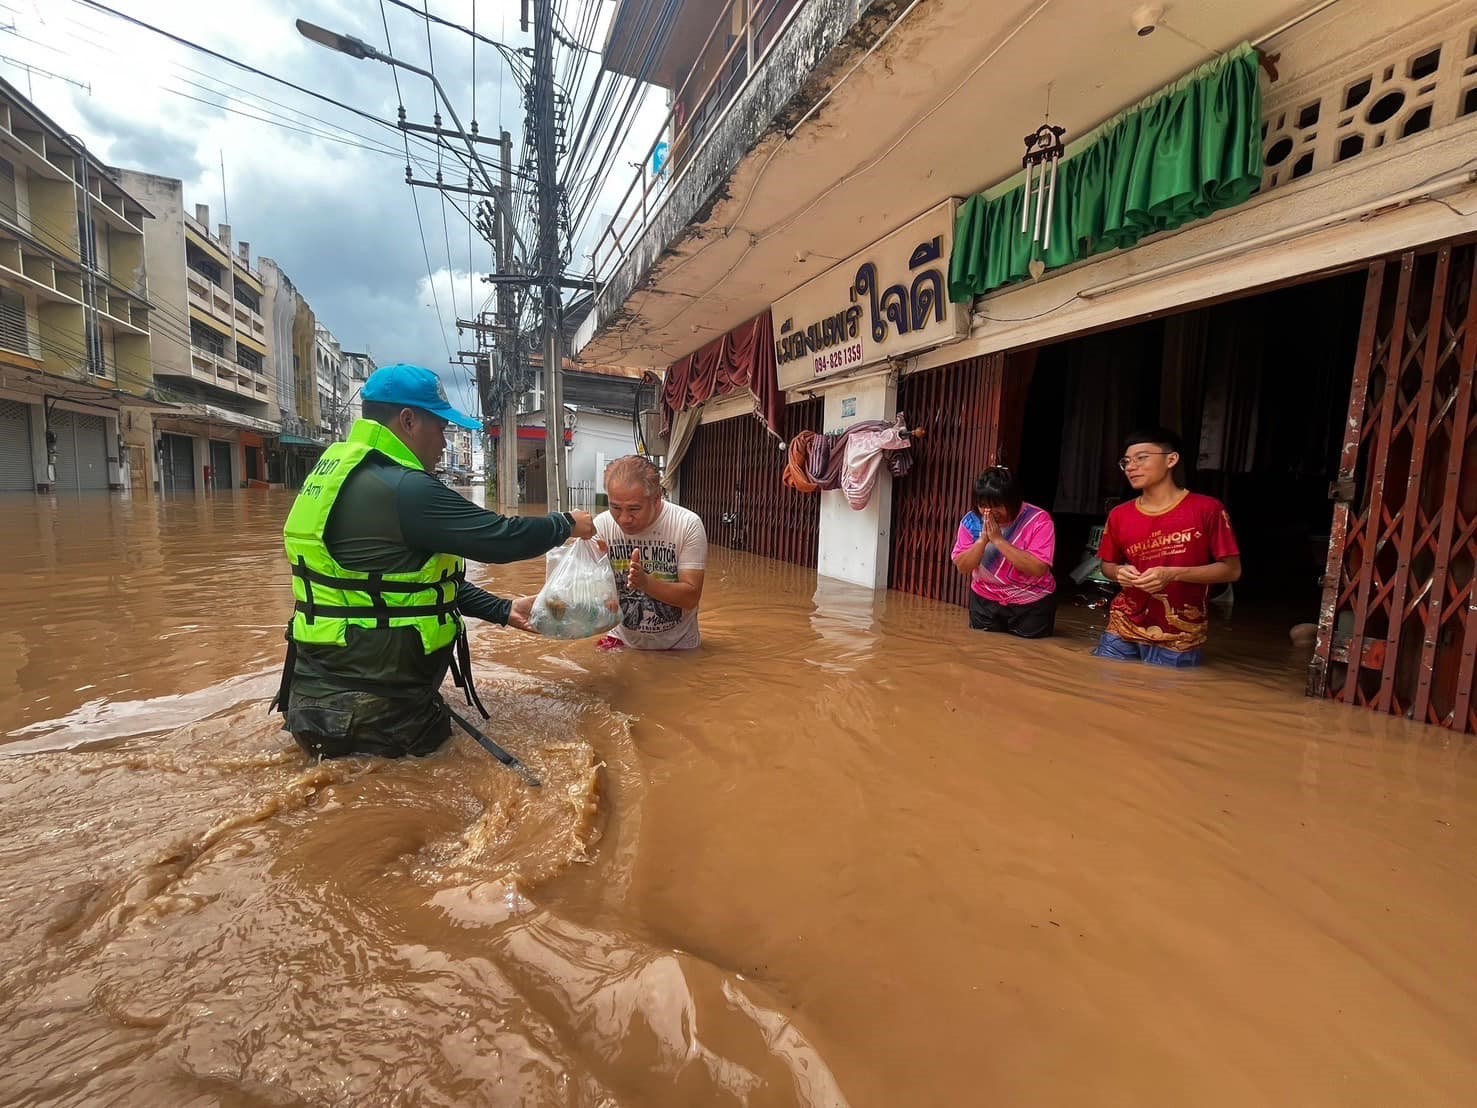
[380,0,456,366]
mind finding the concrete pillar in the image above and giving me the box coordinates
[121,408,155,495]
[27,400,49,491]
[191,435,209,492]
[816,370,897,590]
[106,412,124,490]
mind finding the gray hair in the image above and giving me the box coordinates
[604,454,663,498]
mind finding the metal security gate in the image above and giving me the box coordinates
[0,398,33,491]
[210,440,234,489]
[681,398,823,567]
[889,352,1034,605]
[50,409,109,491]
[160,433,195,492]
[1310,240,1477,731]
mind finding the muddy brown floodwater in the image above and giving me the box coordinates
[3,490,1477,1106]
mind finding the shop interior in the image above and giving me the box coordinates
[1015,271,1368,633]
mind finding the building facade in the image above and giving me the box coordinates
[261,256,322,487]
[116,175,275,492]
[0,77,155,495]
[578,0,1477,733]
[342,349,376,429]
[314,324,346,441]
[499,355,644,508]
[444,427,474,483]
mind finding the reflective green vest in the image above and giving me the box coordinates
[283,419,463,655]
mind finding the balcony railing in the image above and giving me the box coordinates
[185,344,266,395]
[588,0,803,291]
[233,302,267,340]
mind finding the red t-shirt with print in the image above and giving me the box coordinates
[1097,492,1239,652]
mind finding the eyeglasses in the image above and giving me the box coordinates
[1118,451,1173,471]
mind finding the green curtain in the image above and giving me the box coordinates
[949,43,1264,303]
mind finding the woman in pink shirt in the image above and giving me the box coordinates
[950,467,1057,638]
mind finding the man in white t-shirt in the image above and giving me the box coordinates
[593,455,707,650]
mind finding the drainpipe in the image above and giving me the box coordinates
[66,134,108,385]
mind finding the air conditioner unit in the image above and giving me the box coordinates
[641,409,668,455]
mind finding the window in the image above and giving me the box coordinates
[186,245,222,286]
[190,319,225,356]
[236,346,263,373]
[0,159,16,225]
[0,286,28,355]
[234,283,260,313]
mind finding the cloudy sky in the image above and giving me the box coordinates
[3,0,661,416]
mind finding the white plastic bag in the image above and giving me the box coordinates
[528,539,621,639]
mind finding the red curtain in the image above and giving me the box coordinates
[661,310,782,435]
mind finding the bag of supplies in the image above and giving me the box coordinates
[529,539,621,639]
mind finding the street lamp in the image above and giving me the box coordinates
[296,18,501,200]
[294,20,380,59]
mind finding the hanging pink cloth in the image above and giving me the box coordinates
[840,415,913,510]
[784,416,915,508]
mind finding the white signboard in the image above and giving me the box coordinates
[772,199,968,391]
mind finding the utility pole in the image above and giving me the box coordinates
[456,130,521,511]
[532,0,567,511]
[298,15,582,508]
[474,347,492,485]
[497,129,521,513]
[474,346,492,486]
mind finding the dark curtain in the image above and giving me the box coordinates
[1160,311,1208,489]
[1196,299,1266,475]
[660,310,782,435]
[1053,328,1155,515]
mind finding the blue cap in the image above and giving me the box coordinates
[361,363,481,430]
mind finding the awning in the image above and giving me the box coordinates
[278,433,324,447]
[490,425,573,444]
[153,402,280,435]
[235,331,269,358]
[948,44,1263,300]
[8,368,175,409]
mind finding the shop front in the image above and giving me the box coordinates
[769,200,971,587]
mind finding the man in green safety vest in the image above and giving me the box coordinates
[272,363,594,758]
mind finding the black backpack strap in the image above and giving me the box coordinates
[448,624,490,720]
[268,624,295,715]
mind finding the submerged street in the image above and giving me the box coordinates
[3,491,1477,1105]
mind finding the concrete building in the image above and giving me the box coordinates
[578,0,1477,733]
[0,77,156,495]
[470,433,485,481]
[444,427,474,483]
[261,256,321,487]
[116,174,275,492]
[503,355,646,508]
[314,324,346,440]
[342,349,376,428]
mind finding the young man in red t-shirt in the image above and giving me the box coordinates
[1093,428,1241,668]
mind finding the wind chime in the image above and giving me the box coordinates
[1020,120,1068,253]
